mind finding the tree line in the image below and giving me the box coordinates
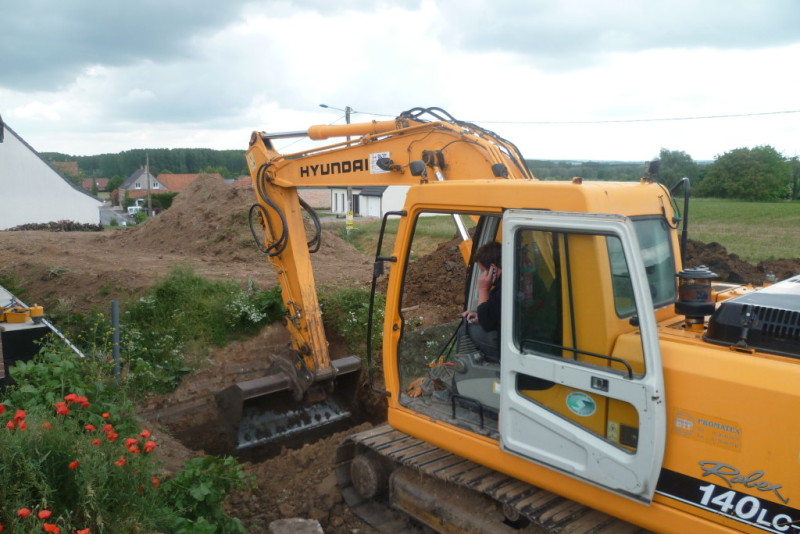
[529,146,800,201]
[44,145,800,202]
[43,147,249,181]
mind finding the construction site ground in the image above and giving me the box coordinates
[2,175,799,533]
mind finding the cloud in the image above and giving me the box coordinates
[3,0,800,159]
[436,0,800,69]
[0,1,255,91]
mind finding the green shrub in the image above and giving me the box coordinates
[51,267,286,395]
[5,339,132,419]
[320,286,385,361]
[160,456,252,534]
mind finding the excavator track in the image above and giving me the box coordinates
[336,424,652,534]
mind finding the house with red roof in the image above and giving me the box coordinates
[80,177,112,200]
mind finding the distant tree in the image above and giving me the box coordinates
[655,149,698,189]
[200,165,234,179]
[151,192,179,210]
[789,157,800,200]
[107,175,124,192]
[695,146,790,201]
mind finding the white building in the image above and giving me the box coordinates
[330,185,410,218]
[0,118,102,230]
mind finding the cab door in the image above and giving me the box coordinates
[499,210,666,503]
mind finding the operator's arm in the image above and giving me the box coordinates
[477,273,501,333]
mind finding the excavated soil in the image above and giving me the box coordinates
[1,175,799,533]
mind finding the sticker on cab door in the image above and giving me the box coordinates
[566,392,596,417]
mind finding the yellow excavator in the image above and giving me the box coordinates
[217,107,800,533]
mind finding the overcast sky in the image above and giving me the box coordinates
[2,0,799,162]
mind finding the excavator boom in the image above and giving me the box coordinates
[217,108,533,450]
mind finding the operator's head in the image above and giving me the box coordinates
[474,241,501,271]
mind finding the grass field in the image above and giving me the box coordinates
[330,199,800,264]
[687,199,800,262]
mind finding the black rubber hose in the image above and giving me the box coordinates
[299,198,322,253]
[254,163,322,255]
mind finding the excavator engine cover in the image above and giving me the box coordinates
[216,354,361,450]
[705,275,800,357]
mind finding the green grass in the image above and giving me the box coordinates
[687,199,800,262]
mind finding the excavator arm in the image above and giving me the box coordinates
[217,108,534,450]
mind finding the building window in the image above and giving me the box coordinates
[135,183,142,189]
[153,182,159,189]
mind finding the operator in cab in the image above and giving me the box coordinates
[462,241,502,362]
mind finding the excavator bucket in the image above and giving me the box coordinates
[216,354,362,451]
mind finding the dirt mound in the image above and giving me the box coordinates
[116,175,371,288]
[685,239,800,285]
[377,235,467,328]
[0,177,371,315]
[117,175,258,260]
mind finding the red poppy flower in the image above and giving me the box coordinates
[144,440,157,453]
[106,431,118,442]
[13,409,26,422]
[18,420,27,431]
[74,396,88,405]
[37,510,52,520]
[114,456,126,466]
[139,429,151,439]
[91,439,102,446]
[102,424,113,433]
[64,393,78,403]
[68,460,79,469]
[55,402,69,416]
[84,424,96,432]
[0,523,4,531]
[101,412,110,419]
[17,507,31,518]
[125,437,138,448]
[43,523,60,533]
[151,476,160,489]
[81,402,91,408]
[77,529,90,534]
[5,421,15,430]
[0,403,5,414]
[40,422,52,430]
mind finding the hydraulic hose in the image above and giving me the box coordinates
[250,163,323,256]
[251,164,289,256]
[300,198,322,253]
